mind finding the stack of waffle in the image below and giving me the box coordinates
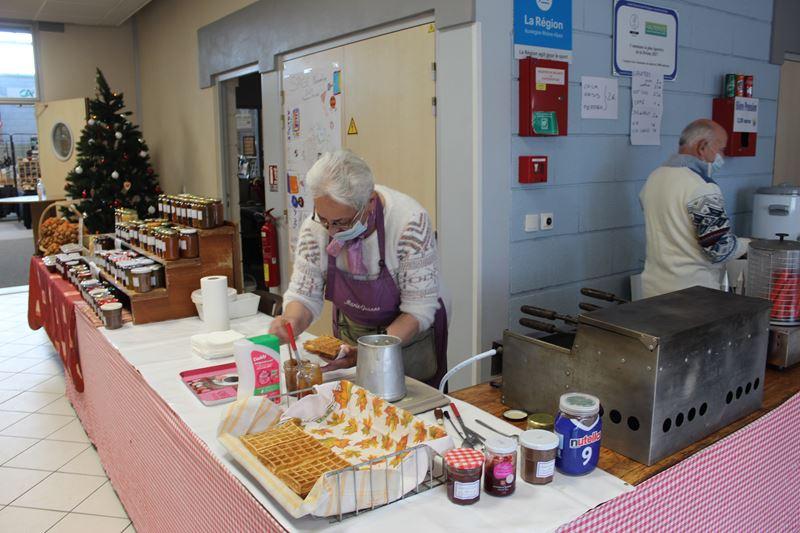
[303,335,346,360]
[241,419,350,497]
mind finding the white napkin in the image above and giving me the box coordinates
[190,329,245,359]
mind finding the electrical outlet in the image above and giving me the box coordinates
[541,213,554,230]
[524,214,539,232]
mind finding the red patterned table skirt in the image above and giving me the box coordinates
[27,256,85,391]
[68,307,286,532]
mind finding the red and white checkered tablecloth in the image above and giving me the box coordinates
[68,306,287,532]
[559,392,800,532]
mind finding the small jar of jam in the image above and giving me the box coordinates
[179,228,199,258]
[527,413,555,432]
[212,199,224,228]
[131,267,153,293]
[150,264,164,289]
[483,436,517,497]
[443,448,484,505]
[162,229,180,260]
[520,429,559,485]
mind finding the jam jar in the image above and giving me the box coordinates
[443,448,484,505]
[179,228,199,258]
[519,429,559,485]
[554,392,601,476]
[483,436,517,497]
[162,229,180,260]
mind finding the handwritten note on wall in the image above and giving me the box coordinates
[581,77,618,119]
[630,69,664,146]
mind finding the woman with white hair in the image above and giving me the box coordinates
[268,150,448,386]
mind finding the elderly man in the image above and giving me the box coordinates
[268,150,448,386]
[640,119,750,298]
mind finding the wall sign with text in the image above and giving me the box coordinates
[613,0,678,80]
[514,0,572,62]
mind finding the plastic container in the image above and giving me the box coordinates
[519,429,559,485]
[234,334,282,401]
[483,436,517,497]
[554,392,601,476]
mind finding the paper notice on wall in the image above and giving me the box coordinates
[581,76,618,119]
[630,69,663,145]
[733,97,758,133]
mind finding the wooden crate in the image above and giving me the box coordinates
[95,223,240,325]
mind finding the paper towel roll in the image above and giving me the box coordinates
[200,275,230,332]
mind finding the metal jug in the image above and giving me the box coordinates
[356,334,406,402]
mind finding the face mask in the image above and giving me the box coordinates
[707,153,724,176]
[331,208,368,242]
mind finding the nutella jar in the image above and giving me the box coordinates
[483,436,517,497]
[162,229,180,260]
[555,393,601,476]
[443,448,484,506]
[179,228,199,258]
[520,430,559,485]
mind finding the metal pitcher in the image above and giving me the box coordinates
[356,334,406,402]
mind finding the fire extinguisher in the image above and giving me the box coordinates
[261,209,280,288]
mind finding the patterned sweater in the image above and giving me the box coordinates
[284,185,443,331]
[640,156,749,298]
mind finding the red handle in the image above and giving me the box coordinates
[449,402,461,418]
[284,322,299,352]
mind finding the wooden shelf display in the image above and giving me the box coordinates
[95,223,239,325]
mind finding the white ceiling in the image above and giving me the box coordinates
[0,0,152,27]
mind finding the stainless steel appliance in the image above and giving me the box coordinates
[356,334,407,402]
[502,286,771,466]
[747,235,800,367]
[752,184,800,240]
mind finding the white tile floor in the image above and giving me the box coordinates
[0,288,134,533]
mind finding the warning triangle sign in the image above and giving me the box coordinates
[347,117,358,135]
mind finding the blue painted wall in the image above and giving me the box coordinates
[503,0,780,331]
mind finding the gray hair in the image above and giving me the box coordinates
[306,150,375,210]
[679,120,717,148]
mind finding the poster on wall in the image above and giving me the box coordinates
[613,0,678,81]
[513,0,572,62]
[630,68,664,145]
[282,62,343,256]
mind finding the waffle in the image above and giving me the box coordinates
[303,335,346,360]
[277,452,351,497]
[240,419,351,497]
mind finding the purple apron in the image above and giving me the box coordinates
[324,197,449,388]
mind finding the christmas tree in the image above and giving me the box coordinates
[64,69,161,233]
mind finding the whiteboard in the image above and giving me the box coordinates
[282,50,344,256]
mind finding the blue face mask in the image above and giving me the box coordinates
[331,206,368,242]
[708,153,724,176]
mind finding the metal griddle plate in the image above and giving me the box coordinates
[391,376,450,415]
[578,286,772,346]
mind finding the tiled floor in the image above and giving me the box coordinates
[0,288,135,533]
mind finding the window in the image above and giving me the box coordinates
[0,26,37,102]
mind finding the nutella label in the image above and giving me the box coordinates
[453,480,479,500]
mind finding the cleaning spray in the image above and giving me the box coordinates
[234,334,281,402]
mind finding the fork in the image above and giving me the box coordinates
[450,403,485,448]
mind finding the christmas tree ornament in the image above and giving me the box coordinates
[88,139,94,144]
[147,167,154,175]
[139,150,148,158]
[115,131,123,139]
[123,181,132,192]
[75,166,83,174]
[82,190,87,198]
[87,119,95,126]
[113,199,121,208]
[148,205,156,215]
[111,171,119,179]
[123,154,128,161]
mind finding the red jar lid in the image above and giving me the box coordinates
[444,448,484,470]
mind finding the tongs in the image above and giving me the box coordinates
[449,402,485,448]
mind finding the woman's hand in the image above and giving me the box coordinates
[321,344,357,373]
[267,316,294,344]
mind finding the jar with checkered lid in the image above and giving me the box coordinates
[443,448,484,505]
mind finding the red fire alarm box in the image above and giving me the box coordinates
[712,97,757,157]
[519,156,548,183]
[519,58,568,137]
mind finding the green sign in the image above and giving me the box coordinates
[645,21,667,37]
[532,111,559,135]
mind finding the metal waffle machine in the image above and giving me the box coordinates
[502,286,771,466]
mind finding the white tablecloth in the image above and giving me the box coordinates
[101,313,632,532]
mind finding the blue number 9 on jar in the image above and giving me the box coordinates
[554,392,601,475]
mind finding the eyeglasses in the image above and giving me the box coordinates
[311,205,365,231]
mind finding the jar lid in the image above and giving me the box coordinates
[179,228,198,235]
[519,429,559,451]
[484,435,517,455]
[560,393,600,417]
[443,448,484,470]
[131,267,152,274]
[100,302,123,311]
[527,413,555,430]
